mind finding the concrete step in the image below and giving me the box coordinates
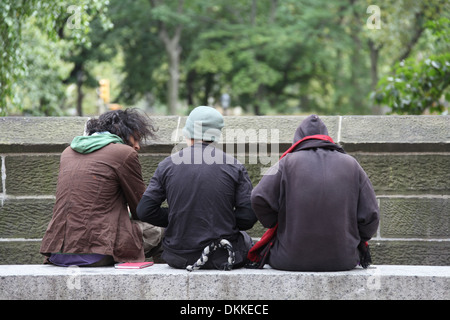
[0,264,448,300]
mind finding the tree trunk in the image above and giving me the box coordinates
[368,40,379,90]
[150,0,184,115]
[203,73,214,106]
[186,69,197,107]
[269,0,278,23]
[165,40,181,115]
[368,39,383,114]
[396,12,425,62]
[76,69,84,116]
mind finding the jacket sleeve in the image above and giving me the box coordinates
[137,195,169,227]
[136,163,169,227]
[357,174,380,242]
[234,165,257,230]
[117,150,147,220]
[250,162,283,228]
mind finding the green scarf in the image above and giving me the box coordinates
[70,133,124,154]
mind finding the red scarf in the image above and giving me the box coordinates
[247,134,335,265]
[279,134,334,160]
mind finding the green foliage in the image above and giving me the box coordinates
[0,0,111,115]
[373,16,450,114]
[374,54,450,114]
[15,17,72,116]
[1,0,449,116]
[193,49,233,75]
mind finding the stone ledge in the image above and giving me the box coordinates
[0,264,448,300]
[1,115,448,153]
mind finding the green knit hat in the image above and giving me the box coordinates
[182,106,224,142]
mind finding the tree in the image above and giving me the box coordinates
[3,0,448,116]
[0,0,110,116]
[149,0,185,115]
[0,1,49,115]
[373,17,450,114]
[13,17,70,116]
[364,0,449,113]
[83,0,450,116]
[107,0,164,108]
[61,14,114,116]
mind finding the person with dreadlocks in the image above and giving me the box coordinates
[40,108,163,267]
[249,115,379,271]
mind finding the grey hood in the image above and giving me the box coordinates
[293,115,329,143]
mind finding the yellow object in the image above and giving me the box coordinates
[99,79,110,103]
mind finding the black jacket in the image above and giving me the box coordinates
[137,142,257,269]
[251,115,379,271]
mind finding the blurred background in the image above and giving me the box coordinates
[1,0,449,117]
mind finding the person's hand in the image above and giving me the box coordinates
[358,241,372,268]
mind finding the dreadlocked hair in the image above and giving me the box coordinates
[86,108,157,147]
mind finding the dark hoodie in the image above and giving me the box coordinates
[137,142,257,270]
[251,115,379,271]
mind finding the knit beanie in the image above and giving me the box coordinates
[182,106,224,142]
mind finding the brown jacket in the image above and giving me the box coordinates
[40,143,146,262]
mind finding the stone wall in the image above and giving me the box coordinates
[0,115,449,265]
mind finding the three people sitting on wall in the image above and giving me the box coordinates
[41,107,379,271]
